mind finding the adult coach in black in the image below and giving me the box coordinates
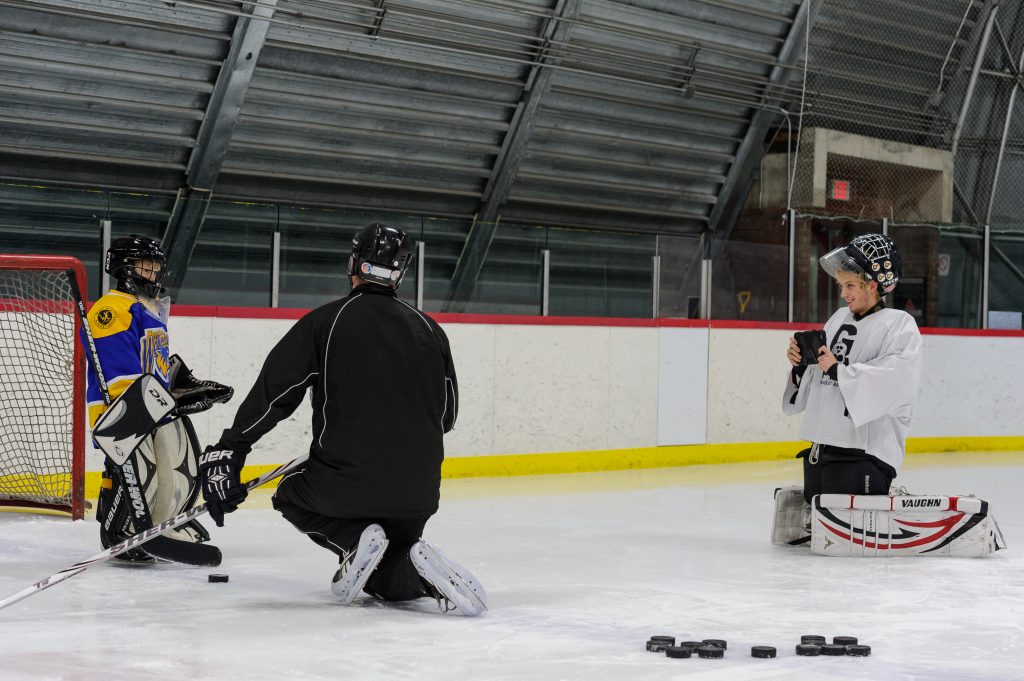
[197,223,486,616]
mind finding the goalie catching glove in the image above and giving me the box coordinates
[198,444,248,527]
[168,354,234,416]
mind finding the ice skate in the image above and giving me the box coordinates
[410,540,487,616]
[331,524,389,604]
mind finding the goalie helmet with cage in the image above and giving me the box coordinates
[346,223,414,289]
[105,235,167,299]
[819,233,902,294]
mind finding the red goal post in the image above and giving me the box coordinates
[0,254,87,519]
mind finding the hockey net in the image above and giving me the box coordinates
[0,255,86,519]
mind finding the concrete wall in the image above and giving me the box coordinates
[757,127,954,223]
[81,313,1024,471]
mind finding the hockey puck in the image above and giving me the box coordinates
[696,645,724,659]
[677,641,703,650]
[649,636,675,644]
[645,640,671,653]
[801,635,826,645]
[208,573,229,583]
[664,646,692,659]
[702,639,727,650]
[846,645,871,657]
[751,646,776,659]
[796,644,821,656]
[820,644,846,656]
[833,636,858,646]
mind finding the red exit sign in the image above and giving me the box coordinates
[831,179,850,201]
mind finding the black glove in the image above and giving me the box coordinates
[793,330,827,367]
[198,445,248,527]
[168,354,234,416]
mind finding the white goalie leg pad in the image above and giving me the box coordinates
[811,494,1007,557]
[136,418,205,543]
[151,418,200,520]
[771,486,811,547]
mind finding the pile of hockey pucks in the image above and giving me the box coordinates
[646,636,757,660]
[796,635,871,657]
[646,634,870,660]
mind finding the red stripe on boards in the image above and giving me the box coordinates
[78,301,1024,337]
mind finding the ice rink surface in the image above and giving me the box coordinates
[1,451,1022,681]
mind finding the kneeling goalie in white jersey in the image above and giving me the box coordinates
[772,233,1004,557]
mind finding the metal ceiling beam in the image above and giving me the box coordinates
[707,0,820,254]
[162,0,277,297]
[442,0,580,312]
[980,33,1024,327]
[930,0,998,152]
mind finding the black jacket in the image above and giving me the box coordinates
[219,285,457,518]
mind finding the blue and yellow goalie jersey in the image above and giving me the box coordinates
[82,290,171,428]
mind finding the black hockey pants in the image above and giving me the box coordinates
[272,497,431,602]
[800,444,897,505]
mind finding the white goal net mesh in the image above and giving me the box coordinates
[0,265,79,511]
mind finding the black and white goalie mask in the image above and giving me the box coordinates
[346,223,414,289]
[819,233,902,294]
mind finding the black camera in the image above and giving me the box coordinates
[794,330,827,367]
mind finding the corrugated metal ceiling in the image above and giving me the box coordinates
[0,0,994,238]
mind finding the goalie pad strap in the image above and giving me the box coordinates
[818,494,984,514]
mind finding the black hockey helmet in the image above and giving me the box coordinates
[346,223,413,289]
[819,233,902,294]
[105,235,167,298]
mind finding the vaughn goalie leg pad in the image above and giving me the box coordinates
[811,494,1007,557]
[771,486,811,546]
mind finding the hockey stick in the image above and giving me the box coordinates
[67,271,218,566]
[0,453,308,612]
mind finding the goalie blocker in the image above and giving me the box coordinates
[772,487,1006,557]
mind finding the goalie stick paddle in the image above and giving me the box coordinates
[0,454,309,612]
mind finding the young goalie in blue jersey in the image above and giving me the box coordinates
[84,235,233,563]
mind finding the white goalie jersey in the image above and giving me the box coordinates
[782,307,923,474]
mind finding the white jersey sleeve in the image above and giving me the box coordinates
[782,365,813,415]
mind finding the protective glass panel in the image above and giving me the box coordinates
[548,229,656,318]
[936,230,983,329]
[656,234,702,319]
[177,198,273,307]
[464,222,544,315]
[712,215,791,322]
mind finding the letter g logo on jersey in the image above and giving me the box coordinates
[830,324,858,365]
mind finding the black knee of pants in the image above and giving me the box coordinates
[272,498,431,602]
[802,445,895,503]
[821,459,892,496]
[365,517,431,603]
